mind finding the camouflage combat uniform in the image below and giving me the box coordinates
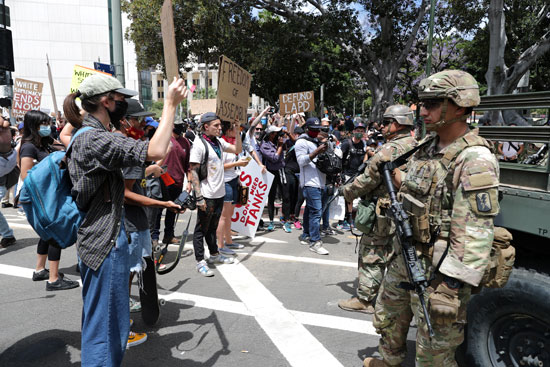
[373,128,500,366]
[343,130,417,304]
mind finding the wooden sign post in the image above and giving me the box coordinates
[279,90,315,114]
[216,55,251,125]
[160,0,179,81]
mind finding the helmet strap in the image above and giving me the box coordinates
[425,98,468,132]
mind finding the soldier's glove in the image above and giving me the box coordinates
[428,282,460,326]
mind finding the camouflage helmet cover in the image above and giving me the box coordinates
[418,70,480,107]
[383,104,414,126]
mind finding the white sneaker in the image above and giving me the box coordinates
[309,241,329,255]
[197,260,214,277]
[207,254,234,265]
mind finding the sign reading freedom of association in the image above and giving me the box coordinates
[216,55,251,124]
[279,90,315,114]
[13,78,43,119]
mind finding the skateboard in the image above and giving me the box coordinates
[139,256,164,326]
[156,212,192,275]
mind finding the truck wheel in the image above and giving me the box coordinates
[465,268,550,367]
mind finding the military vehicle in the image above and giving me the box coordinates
[461,91,550,367]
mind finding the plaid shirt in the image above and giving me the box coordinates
[68,115,149,271]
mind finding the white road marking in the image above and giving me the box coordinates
[6,222,34,230]
[0,263,376,338]
[216,259,344,367]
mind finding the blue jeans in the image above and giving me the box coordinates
[0,186,13,238]
[303,186,322,243]
[128,229,152,273]
[79,222,130,367]
[321,186,331,230]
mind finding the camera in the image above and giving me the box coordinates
[174,191,197,211]
[269,107,277,114]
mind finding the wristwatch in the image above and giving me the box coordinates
[443,275,462,289]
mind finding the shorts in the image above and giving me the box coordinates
[224,176,239,204]
[128,229,153,273]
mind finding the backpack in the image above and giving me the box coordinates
[198,136,210,181]
[19,127,93,249]
[299,136,342,176]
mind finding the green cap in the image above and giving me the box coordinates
[79,74,138,99]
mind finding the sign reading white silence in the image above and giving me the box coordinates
[230,159,274,238]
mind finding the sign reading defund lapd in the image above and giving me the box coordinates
[13,78,43,119]
[216,55,251,125]
[279,90,315,114]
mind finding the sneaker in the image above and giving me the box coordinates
[337,221,351,231]
[152,239,159,251]
[127,331,147,348]
[309,241,329,255]
[298,234,310,245]
[267,221,275,231]
[162,236,181,244]
[197,260,214,277]
[283,222,292,233]
[219,247,236,256]
[321,228,335,237]
[279,216,286,224]
[32,268,50,281]
[158,263,167,271]
[293,220,302,230]
[338,297,375,314]
[46,276,79,291]
[226,243,244,249]
[207,254,234,265]
[1,202,12,208]
[129,298,142,313]
[0,236,16,248]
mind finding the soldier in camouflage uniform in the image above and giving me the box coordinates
[338,105,417,314]
[364,70,500,367]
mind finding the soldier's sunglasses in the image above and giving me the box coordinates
[380,119,393,127]
[420,99,443,110]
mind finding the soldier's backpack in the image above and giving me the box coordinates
[19,127,93,249]
[481,226,515,288]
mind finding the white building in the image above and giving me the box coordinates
[151,63,218,103]
[8,0,140,116]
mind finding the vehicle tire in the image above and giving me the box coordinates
[464,268,550,367]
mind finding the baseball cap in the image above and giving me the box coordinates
[294,126,304,134]
[126,98,155,117]
[321,117,330,122]
[79,74,138,99]
[145,117,158,128]
[17,122,24,130]
[265,125,282,135]
[305,117,322,130]
[200,112,220,124]
[354,122,366,129]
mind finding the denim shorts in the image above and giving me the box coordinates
[128,229,152,273]
[224,177,239,204]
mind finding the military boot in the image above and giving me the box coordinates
[337,297,375,314]
[363,357,401,367]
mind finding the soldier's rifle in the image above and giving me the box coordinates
[522,144,548,165]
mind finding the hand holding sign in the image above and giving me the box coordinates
[165,77,188,107]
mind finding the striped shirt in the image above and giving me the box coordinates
[67,115,148,271]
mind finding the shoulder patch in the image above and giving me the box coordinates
[475,192,492,212]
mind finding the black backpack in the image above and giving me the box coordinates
[299,136,342,176]
[198,136,210,181]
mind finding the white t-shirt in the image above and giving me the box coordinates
[190,137,231,199]
[222,151,239,182]
[500,141,523,158]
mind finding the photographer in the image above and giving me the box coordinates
[338,122,369,230]
[295,118,330,255]
[260,125,286,231]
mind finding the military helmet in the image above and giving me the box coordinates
[418,70,480,107]
[383,104,414,126]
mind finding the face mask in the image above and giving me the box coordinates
[254,132,261,139]
[38,125,51,137]
[108,100,128,125]
[127,126,144,140]
[307,130,319,139]
[354,133,363,139]
[173,124,185,136]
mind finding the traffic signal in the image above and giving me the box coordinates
[0,28,14,72]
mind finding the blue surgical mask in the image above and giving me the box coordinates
[38,125,51,137]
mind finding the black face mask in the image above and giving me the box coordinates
[108,100,128,126]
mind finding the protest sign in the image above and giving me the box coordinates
[160,0,179,82]
[12,78,43,119]
[328,196,346,221]
[70,65,110,94]
[231,159,274,238]
[216,55,251,125]
[190,99,217,115]
[279,90,315,114]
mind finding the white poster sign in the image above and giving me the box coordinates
[328,196,346,221]
[230,159,274,238]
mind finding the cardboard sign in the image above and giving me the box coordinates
[161,0,179,82]
[12,78,43,118]
[279,90,315,114]
[231,159,274,238]
[70,65,110,94]
[216,55,251,124]
[190,99,217,115]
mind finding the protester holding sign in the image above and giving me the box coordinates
[189,112,242,277]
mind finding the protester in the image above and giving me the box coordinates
[295,117,330,255]
[319,117,338,236]
[0,116,17,248]
[498,124,524,162]
[260,125,287,231]
[19,111,79,290]
[283,125,303,232]
[216,120,250,255]
[188,113,242,277]
[63,73,186,365]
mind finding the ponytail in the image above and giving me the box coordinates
[63,92,83,128]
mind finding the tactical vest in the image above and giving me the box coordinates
[399,129,494,247]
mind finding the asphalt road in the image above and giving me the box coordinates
[0,207,417,367]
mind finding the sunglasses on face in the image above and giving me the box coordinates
[255,128,262,131]
[320,127,329,132]
[380,119,393,127]
[420,99,443,110]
